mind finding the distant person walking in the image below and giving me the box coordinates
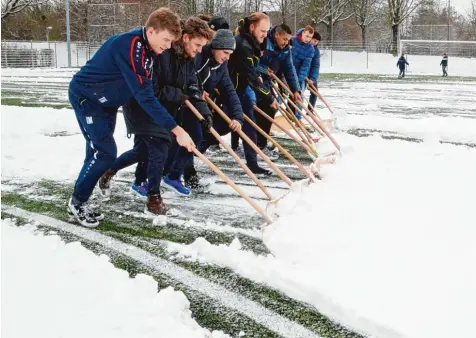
[440,53,448,77]
[397,54,409,78]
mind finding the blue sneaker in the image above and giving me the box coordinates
[131,182,149,197]
[163,175,191,196]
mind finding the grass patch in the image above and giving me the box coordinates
[1,97,70,109]
[2,217,277,337]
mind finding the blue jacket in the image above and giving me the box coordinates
[397,56,409,69]
[291,29,315,87]
[70,27,176,131]
[308,45,321,83]
[123,41,206,139]
[195,45,243,124]
[257,26,300,93]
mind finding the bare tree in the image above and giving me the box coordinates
[351,0,382,48]
[266,0,292,23]
[387,0,424,54]
[468,0,476,39]
[1,0,49,20]
[318,0,353,42]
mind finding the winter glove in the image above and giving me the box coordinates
[185,84,202,101]
[200,114,213,131]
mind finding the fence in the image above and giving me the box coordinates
[1,41,101,68]
[2,39,475,71]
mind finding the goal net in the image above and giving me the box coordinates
[399,40,476,59]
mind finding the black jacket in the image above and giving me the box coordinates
[440,56,448,67]
[195,45,243,124]
[227,21,273,106]
[123,41,209,138]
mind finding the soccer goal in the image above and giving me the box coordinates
[399,40,476,59]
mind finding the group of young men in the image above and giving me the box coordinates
[67,8,322,227]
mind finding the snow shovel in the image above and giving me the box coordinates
[269,70,341,154]
[185,100,273,200]
[204,97,293,187]
[253,105,318,159]
[243,114,318,182]
[270,82,324,139]
[306,78,335,116]
[186,100,290,225]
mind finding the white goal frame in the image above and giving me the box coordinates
[399,39,476,58]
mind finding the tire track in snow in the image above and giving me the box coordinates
[1,204,322,338]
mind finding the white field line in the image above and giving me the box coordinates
[1,204,321,338]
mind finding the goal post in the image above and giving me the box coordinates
[399,39,476,59]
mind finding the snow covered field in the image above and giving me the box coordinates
[2,219,229,338]
[2,69,476,338]
[320,51,476,77]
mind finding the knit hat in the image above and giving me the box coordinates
[208,16,229,31]
[211,29,236,51]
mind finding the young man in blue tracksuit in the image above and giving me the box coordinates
[67,8,194,227]
[183,28,244,188]
[308,31,321,109]
[255,23,302,154]
[227,12,277,175]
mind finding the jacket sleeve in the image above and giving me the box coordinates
[152,57,185,105]
[219,66,243,124]
[298,50,313,86]
[241,43,274,106]
[186,64,212,119]
[284,52,300,93]
[309,48,320,83]
[112,35,177,131]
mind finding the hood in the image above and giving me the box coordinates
[267,26,291,52]
[237,17,262,54]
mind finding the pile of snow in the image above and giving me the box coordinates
[167,133,476,338]
[1,106,133,182]
[320,50,476,77]
[1,219,229,338]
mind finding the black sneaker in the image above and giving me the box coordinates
[67,198,102,227]
[248,164,272,176]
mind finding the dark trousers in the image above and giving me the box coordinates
[69,88,118,204]
[255,98,276,149]
[111,135,169,196]
[308,80,318,108]
[442,66,448,76]
[398,68,405,78]
[166,108,203,180]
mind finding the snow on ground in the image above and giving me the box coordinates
[1,218,229,338]
[2,73,476,338]
[1,105,133,182]
[320,50,476,77]
[167,133,476,338]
